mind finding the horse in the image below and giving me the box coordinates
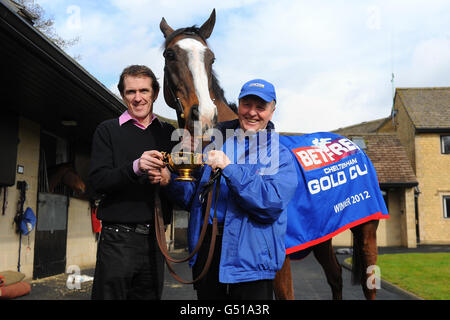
[47,162,86,196]
[160,9,237,136]
[160,9,380,300]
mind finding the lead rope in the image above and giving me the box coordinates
[155,169,222,284]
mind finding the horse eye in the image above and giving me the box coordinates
[164,49,176,60]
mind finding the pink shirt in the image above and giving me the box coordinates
[119,110,156,129]
[119,111,157,176]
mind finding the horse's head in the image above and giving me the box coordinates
[160,9,218,137]
[65,171,86,196]
[49,163,86,196]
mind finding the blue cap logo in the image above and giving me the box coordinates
[238,79,276,103]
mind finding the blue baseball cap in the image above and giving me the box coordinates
[238,79,276,103]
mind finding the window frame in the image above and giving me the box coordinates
[444,195,450,219]
[441,135,450,154]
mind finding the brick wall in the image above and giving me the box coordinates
[393,94,417,172]
[66,198,97,269]
[415,133,450,244]
[0,117,40,278]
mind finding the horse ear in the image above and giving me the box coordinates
[160,17,174,38]
[199,9,216,39]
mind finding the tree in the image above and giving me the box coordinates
[16,0,80,55]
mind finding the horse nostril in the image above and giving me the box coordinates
[203,124,212,135]
[189,105,200,121]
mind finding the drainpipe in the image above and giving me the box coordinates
[414,186,420,244]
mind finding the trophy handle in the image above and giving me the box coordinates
[161,151,175,173]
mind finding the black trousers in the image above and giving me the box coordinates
[192,225,274,300]
[91,225,164,300]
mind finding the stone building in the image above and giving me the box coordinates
[332,87,450,247]
[379,87,450,245]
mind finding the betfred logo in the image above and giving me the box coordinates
[292,137,360,171]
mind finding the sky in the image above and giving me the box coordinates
[37,0,450,133]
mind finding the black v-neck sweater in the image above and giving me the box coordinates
[88,118,175,223]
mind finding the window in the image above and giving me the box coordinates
[444,196,450,219]
[352,137,367,150]
[441,135,450,154]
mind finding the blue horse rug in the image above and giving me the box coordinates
[279,132,389,259]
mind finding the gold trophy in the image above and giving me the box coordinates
[162,151,204,182]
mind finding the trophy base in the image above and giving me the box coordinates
[174,169,197,182]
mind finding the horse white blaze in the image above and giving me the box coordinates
[176,38,217,128]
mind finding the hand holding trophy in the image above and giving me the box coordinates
[160,132,205,182]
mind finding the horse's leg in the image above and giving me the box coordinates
[312,239,343,300]
[351,220,379,300]
[273,257,294,300]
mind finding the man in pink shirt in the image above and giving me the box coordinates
[89,65,175,300]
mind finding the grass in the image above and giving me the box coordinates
[346,253,450,300]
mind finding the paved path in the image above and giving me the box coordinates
[18,245,450,300]
[161,250,417,300]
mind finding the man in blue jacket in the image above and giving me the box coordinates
[155,79,298,299]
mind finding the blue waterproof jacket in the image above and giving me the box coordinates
[165,120,298,283]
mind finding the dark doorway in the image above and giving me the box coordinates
[33,132,69,279]
[33,192,68,279]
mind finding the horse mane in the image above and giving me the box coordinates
[163,26,237,115]
[211,71,237,114]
